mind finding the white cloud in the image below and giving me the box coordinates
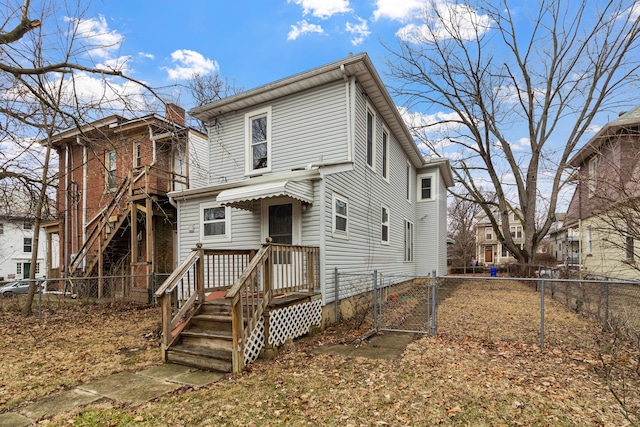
[345,17,371,46]
[396,2,490,43]
[373,0,423,22]
[288,0,351,19]
[288,20,325,40]
[98,55,133,73]
[65,15,124,59]
[163,49,219,80]
[138,52,155,60]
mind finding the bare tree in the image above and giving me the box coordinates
[187,72,241,132]
[0,0,161,315]
[447,191,483,272]
[386,0,640,264]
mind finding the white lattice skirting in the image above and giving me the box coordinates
[268,299,323,347]
[243,299,323,366]
[243,318,265,365]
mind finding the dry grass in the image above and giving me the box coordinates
[2,280,639,426]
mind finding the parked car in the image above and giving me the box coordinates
[0,279,44,297]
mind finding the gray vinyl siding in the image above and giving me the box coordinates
[415,166,448,276]
[188,132,209,188]
[322,86,419,303]
[202,81,348,187]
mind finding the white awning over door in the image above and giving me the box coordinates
[216,180,313,210]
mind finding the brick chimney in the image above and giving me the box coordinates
[165,103,185,126]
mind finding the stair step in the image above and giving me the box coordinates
[167,344,232,372]
[180,329,233,350]
[191,314,233,331]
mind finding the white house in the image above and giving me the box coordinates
[169,53,453,309]
[0,215,50,282]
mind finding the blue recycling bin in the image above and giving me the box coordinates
[490,266,497,277]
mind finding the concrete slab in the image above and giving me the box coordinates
[313,332,417,360]
[77,372,176,406]
[138,364,224,387]
[19,389,100,420]
[0,412,32,427]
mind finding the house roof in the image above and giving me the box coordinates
[568,105,640,167]
[189,52,428,169]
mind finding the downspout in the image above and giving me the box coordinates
[148,124,157,167]
[81,139,87,263]
[340,64,353,163]
[63,142,70,277]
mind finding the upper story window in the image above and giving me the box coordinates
[588,157,597,197]
[366,109,375,169]
[0,223,3,234]
[24,237,32,253]
[406,161,411,202]
[245,107,272,175]
[418,174,435,201]
[201,202,231,241]
[510,225,522,239]
[332,193,348,237]
[485,227,493,240]
[23,221,32,230]
[106,149,117,190]
[381,205,390,244]
[382,129,389,180]
[134,142,142,168]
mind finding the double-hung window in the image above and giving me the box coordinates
[24,237,32,253]
[201,203,231,241]
[418,173,435,201]
[245,107,271,175]
[106,149,117,190]
[381,129,389,180]
[366,109,375,169]
[332,193,348,237]
[404,220,414,261]
[381,205,390,244]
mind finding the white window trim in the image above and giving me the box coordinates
[200,202,231,242]
[244,106,272,176]
[417,173,436,202]
[260,197,302,245]
[105,149,117,190]
[381,127,390,182]
[404,219,414,262]
[588,157,597,198]
[381,204,390,245]
[406,161,412,203]
[366,107,376,171]
[332,192,349,239]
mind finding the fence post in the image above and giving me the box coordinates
[372,270,378,330]
[568,281,572,311]
[334,267,340,323]
[605,279,610,331]
[540,278,545,351]
[432,270,438,336]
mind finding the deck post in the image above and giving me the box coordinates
[231,293,244,373]
[161,291,171,361]
[196,243,205,302]
[306,249,315,292]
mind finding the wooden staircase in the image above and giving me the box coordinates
[166,298,235,372]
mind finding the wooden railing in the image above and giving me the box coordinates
[156,243,320,371]
[154,246,254,353]
[226,243,320,372]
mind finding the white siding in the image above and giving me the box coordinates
[0,218,47,280]
[187,131,209,188]
[415,167,448,276]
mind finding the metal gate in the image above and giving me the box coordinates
[373,271,437,335]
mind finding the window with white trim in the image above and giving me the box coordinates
[200,202,231,241]
[510,225,522,239]
[134,142,142,168]
[587,226,592,255]
[24,237,32,252]
[106,149,117,190]
[588,157,597,197]
[0,223,4,235]
[332,193,348,237]
[381,205,390,244]
[418,174,435,201]
[35,263,40,274]
[245,107,271,174]
[406,161,411,201]
[485,227,493,240]
[404,220,414,261]
[16,263,21,275]
[366,109,375,169]
[382,129,389,180]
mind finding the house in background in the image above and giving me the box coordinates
[545,213,580,266]
[44,104,207,301]
[564,106,640,279]
[0,214,50,282]
[474,209,525,265]
[159,53,454,372]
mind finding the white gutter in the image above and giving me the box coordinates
[148,125,157,166]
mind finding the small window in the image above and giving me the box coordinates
[588,157,597,197]
[381,205,390,244]
[0,223,4,235]
[23,221,32,230]
[382,130,389,180]
[24,237,32,253]
[626,235,634,261]
[106,149,117,190]
[35,263,40,274]
[418,173,435,201]
[16,263,22,275]
[134,143,142,168]
[485,227,493,240]
[333,193,348,236]
[201,203,231,241]
[501,245,508,257]
[404,220,414,261]
[587,226,592,255]
[245,107,271,174]
[366,110,375,169]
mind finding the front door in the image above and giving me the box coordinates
[23,262,31,279]
[264,200,301,291]
[484,246,493,264]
